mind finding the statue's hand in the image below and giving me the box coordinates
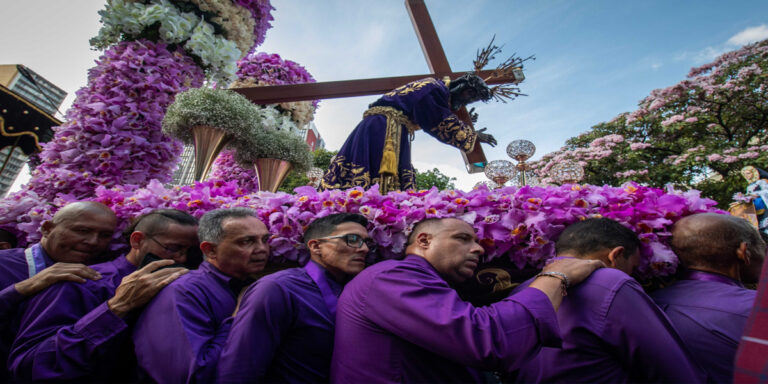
[476,128,497,147]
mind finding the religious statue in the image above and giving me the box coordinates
[733,165,768,234]
[320,74,498,193]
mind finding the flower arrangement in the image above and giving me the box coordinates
[230,51,318,126]
[0,0,272,233]
[233,128,313,173]
[208,149,259,190]
[90,0,265,83]
[162,87,265,142]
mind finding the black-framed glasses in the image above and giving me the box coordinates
[147,236,190,255]
[317,234,377,251]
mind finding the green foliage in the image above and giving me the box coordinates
[415,168,456,190]
[162,88,263,143]
[277,149,339,193]
[234,129,313,173]
[530,39,768,208]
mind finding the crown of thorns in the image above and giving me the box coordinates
[472,35,535,103]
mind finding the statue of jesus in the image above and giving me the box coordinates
[321,74,497,193]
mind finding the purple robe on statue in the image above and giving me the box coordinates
[8,255,136,382]
[0,244,54,382]
[132,261,238,384]
[651,270,755,384]
[330,255,561,384]
[321,77,477,192]
[217,260,343,384]
[511,263,706,384]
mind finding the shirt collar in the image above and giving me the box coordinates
[684,269,743,288]
[200,261,252,293]
[305,260,343,295]
[33,243,55,267]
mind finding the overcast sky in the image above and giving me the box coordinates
[3,0,768,191]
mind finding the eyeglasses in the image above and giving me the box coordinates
[317,234,377,251]
[147,236,190,256]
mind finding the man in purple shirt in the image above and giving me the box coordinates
[0,202,115,382]
[8,209,197,382]
[218,213,373,383]
[331,217,604,383]
[512,218,705,383]
[133,208,271,384]
[651,213,764,383]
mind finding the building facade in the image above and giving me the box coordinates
[0,65,66,196]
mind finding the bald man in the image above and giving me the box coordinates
[651,213,765,383]
[331,217,603,383]
[8,209,193,382]
[0,201,116,381]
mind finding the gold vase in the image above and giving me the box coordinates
[191,125,232,182]
[253,158,293,192]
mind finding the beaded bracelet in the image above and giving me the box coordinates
[535,271,569,296]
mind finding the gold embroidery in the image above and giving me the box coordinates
[384,78,440,97]
[427,115,477,152]
[321,155,371,190]
[363,106,420,194]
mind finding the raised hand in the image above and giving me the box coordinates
[476,128,497,147]
[107,259,187,318]
[14,263,103,296]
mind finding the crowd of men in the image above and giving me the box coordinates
[0,201,765,383]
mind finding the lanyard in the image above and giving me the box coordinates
[684,270,743,288]
[304,261,341,318]
[24,244,48,278]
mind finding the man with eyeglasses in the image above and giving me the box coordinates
[8,208,194,382]
[217,213,373,383]
[133,208,270,384]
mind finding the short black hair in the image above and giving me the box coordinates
[406,217,448,245]
[0,228,18,248]
[123,209,198,242]
[555,218,641,258]
[303,213,368,245]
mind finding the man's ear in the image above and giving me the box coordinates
[129,231,145,250]
[736,242,750,265]
[200,241,216,259]
[416,232,431,249]
[40,220,54,237]
[306,239,321,255]
[606,246,625,268]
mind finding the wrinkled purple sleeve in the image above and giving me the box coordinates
[133,285,232,384]
[411,86,477,152]
[0,284,24,324]
[603,282,707,383]
[217,280,292,383]
[365,267,560,371]
[8,283,126,381]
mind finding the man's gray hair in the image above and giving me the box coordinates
[198,208,257,243]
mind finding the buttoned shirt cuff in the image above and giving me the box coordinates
[507,287,562,348]
[73,302,128,346]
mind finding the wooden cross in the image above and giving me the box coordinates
[231,0,524,173]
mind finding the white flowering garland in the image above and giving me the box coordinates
[91,0,244,83]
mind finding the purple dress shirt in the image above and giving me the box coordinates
[513,266,706,384]
[217,261,343,384]
[132,261,239,384]
[331,255,562,384]
[8,255,136,382]
[651,270,756,383]
[0,244,54,382]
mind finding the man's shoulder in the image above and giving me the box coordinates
[651,279,756,312]
[0,247,29,283]
[580,267,636,289]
